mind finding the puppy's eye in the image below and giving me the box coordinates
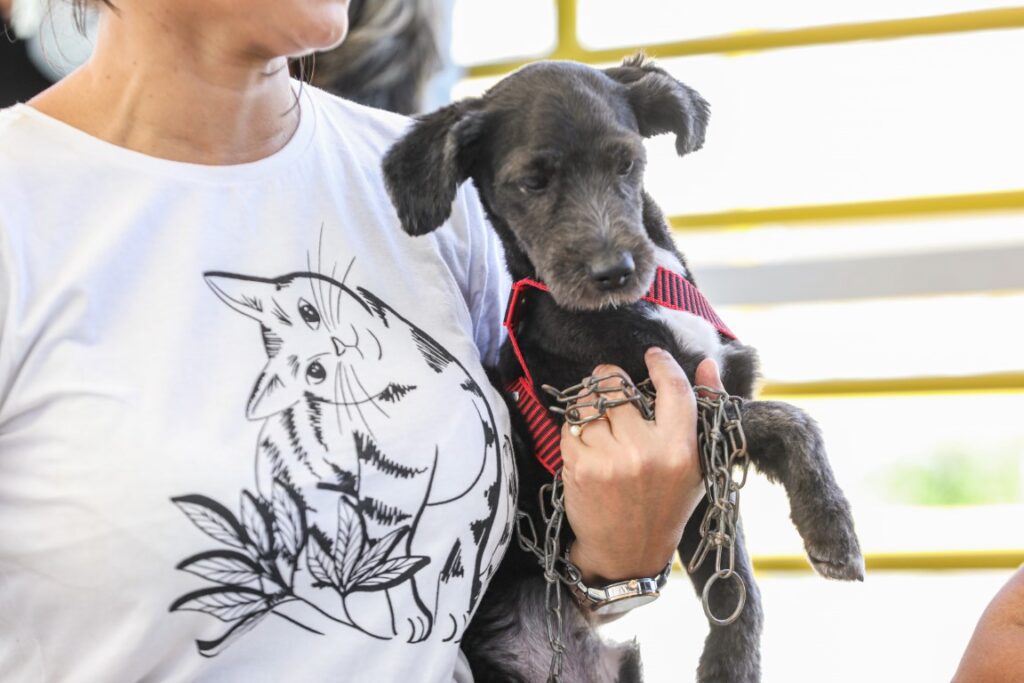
[519,175,549,193]
[306,361,327,384]
[617,158,635,176]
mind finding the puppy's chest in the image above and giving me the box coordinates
[645,247,725,365]
[645,305,724,366]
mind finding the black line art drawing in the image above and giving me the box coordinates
[170,238,515,656]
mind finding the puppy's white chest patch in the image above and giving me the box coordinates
[647,247,725,364]
[648,306,724,365]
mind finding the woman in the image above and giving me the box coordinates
[0,0,715,679]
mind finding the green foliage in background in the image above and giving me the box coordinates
[875,447,1021,506]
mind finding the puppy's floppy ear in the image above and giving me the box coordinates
[604,54,710,156]
[383,99,486,236]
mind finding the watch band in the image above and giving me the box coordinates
[564,557,672,616]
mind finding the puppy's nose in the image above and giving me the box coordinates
[588,251,635,290]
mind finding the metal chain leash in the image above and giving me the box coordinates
[543,373,658,424]
[514,476,576,682]
[514,373,751,681]
[688,386,751,626]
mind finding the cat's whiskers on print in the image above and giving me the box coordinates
[326,359,387,437]
[335,256,357,330]
[340,360,375,437]
[334,358,352,434]
[349,365,390,418]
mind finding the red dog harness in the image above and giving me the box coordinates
[503,267,737,476]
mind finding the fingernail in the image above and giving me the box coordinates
[646,347,666,357]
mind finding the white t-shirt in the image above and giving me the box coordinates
[0,85,515,682]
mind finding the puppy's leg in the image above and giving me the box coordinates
[741,400,864,581]
[679,503,763,683]
[463,574,637,683]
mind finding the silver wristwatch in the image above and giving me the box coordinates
[565,559,672,616]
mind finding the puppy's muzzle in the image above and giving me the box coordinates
[588,250,635,291]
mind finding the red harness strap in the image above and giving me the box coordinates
[503,267,736,476]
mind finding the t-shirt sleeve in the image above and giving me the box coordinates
[447,185,511,368]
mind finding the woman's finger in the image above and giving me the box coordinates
[561,416,613,448]
[569,364,626,418]
[567,364,633,427]
[694,357,725,392]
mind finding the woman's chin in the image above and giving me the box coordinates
[250,7,348,59]
[287,9,350,55]
[304,17,349,52]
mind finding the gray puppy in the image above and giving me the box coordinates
[384,55,864,683]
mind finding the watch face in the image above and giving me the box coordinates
[592,592,659,616]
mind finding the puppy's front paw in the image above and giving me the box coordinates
[803,507,864,581]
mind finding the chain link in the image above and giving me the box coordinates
[689,386,750,626]
[514,476,575,682]
[515,373,750,681]
[542,373,657,423]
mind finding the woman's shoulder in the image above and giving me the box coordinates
[0,103,32,132]
[0,104,52,167]
[0,103,94,199]
[0,105,53,218]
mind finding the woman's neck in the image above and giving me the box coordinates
[29,5,300,165]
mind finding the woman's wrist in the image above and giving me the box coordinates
[567,538,675,585]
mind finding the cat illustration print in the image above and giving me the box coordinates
[169,263,515,656]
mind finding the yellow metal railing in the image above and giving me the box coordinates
[671,189,1024,231]
[671,549,1024,574]
[753,549,1024,573]
[761,371,1024,400]
[467,5,1024,77]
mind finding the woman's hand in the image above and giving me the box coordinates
[562,347,722,584]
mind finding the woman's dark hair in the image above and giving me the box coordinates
[311,0,440,115]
